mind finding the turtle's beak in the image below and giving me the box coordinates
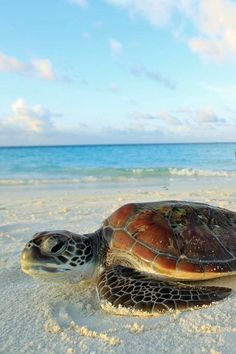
[20,244,63,276]
[20,244,87,282]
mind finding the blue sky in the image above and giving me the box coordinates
[0,0,236,145]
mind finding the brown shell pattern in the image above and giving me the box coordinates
[102,201,236,276]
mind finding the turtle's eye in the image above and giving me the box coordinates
[51,241,65,253]
[41,236,67,255]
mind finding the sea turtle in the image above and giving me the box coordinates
[21,201,236,315]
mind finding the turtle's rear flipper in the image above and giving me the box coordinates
[97,265,231,315]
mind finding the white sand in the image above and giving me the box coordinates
[1,176,236,354]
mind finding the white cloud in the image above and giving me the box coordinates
[68,0,236,62]
[31,59,55,81]
[1,99,58,134]
[0,100,235,145]
[196,0,236,37]
[187,0,236,62]
[0,52,25,72]
[0,99,101,146]
[131,106,235,142]
[195,108,226,124]
[0,100,164,145]
[0,51,56,81]
[106,0,236,63]
[189,29,236,63]
[109,38,123,55]
[173,106,227,125]
[133,106,230,131]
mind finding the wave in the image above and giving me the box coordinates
[0,167,235,185]
[168,168,236,177]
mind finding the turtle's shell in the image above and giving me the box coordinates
[102,201,236,280]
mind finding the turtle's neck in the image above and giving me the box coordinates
[84,228,108,267]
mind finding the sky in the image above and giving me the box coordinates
[0,0,236,146]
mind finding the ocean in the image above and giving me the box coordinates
[0,143,236,185]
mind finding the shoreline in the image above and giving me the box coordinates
[1,175,235,203]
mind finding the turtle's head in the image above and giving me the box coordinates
[20,230,97,281]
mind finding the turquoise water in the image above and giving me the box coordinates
[0,143,235,184]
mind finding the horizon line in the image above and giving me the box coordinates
[0,141,236,149]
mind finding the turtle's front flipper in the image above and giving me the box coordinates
[97,266,231,315]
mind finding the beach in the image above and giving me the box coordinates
[1,173,236,354]
[2,0,236,351]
